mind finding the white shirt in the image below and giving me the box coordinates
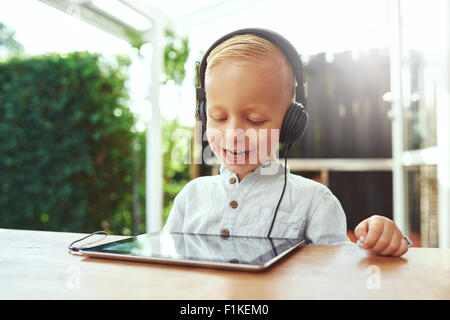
[164,160,353,245]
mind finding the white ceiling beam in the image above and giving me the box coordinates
[177,0,272,29]
[39,0,137,43]
[119,0,187,38]
[41,0,270,40]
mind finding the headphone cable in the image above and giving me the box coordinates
[267,142,291,237]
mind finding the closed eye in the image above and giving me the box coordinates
[248,119,266,126]
[211,116,227,122]
[209,116,265,125]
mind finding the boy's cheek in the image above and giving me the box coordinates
[205,129,224,160]
[206,126,223,146]
[207,139,221,159]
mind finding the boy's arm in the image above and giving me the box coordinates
[163,186,187,233]
[304,189,352,246]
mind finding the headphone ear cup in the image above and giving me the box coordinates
[280,102,309,145]
[197,100,207,123]
[197,99,207,137]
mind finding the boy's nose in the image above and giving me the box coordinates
[224,128,250,150]
[224,119,244,138]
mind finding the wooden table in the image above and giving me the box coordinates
[1,228,449,300]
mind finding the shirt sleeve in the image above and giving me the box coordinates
[162,185,187,233]
[304,189,353,246]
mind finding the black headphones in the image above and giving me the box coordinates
[195,27,309,148]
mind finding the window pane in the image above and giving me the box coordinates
[400,0,446,151]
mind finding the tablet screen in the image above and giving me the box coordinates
[82,232,303,266]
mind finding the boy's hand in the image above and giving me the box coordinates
[354,215,409,257]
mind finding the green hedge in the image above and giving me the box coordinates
[0,52,143,234]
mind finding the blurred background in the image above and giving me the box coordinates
[0,0,448,248]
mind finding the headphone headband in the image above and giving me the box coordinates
[196,28,306,109]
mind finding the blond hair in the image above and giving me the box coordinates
[205,34,296,101]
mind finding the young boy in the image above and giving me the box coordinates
[164,29,410,257]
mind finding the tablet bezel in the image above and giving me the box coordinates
[78,232,305,271]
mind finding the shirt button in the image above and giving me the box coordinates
[221,229,230,239]
[229,177,236,184]
[229,200,238,209]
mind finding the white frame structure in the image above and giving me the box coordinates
[389,0,407,235]
[389,0,450,248]
[436,1,450,248]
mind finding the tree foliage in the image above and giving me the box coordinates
[163,30,189,85]
[0,22,24,58]
[0,52,139,233]
[162,118,191,224]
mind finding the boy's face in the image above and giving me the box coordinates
[205,60,292,180]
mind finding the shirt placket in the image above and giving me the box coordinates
[220,172,259,238]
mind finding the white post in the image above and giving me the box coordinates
[146,19,164,233]
[389,0,406,233]
[437,0,450,248]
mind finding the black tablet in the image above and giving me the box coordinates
[78,231,304,271]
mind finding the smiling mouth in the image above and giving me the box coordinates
[224,149,250,157]
[221,147,254,163]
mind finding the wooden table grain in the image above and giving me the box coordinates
[1,228,449,300]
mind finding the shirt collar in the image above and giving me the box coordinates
[219,159,290,177]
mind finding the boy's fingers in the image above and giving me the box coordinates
[378,229,402,256]
[370,224,394,253]
[362,218,384,249]
[391,238,409,257]
[354,219,368,241]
